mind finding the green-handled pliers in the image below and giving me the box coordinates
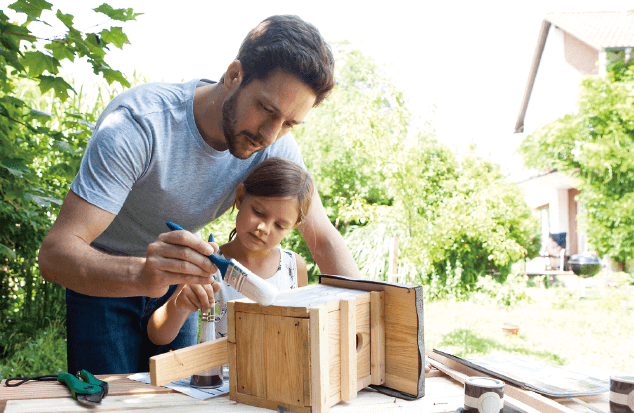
[57,370,109,405]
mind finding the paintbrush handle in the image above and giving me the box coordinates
[165,221,229,277]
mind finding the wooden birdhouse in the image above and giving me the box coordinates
[150,275,425,413]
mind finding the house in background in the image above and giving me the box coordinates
[515,11,634,271]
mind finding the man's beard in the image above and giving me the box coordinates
[221,87,262,160]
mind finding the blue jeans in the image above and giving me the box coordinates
[66,285,198,374]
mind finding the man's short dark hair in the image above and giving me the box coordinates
[224,15,335,106]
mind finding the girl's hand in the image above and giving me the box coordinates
[173,282,221,313]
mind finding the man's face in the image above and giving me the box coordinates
[221,69,317,159]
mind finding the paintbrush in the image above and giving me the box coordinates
[166,221,278,306]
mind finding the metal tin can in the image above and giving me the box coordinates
[464,377,505,413]
[610,375,634,413]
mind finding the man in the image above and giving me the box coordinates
[38,15,360,375]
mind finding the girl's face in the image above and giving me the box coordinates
[234,186,301,253]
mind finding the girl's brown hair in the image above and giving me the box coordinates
[229,157,314,241]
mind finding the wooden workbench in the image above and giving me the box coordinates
[0,363,610,413]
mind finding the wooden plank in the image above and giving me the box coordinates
[341,299,357,401]
[232,392,311,413]
[234,300,312,318]
[235,312,266,398]
[357,374,372,392]
[4,394,208,413]
[264,315,310,406]
[355,300,371,383]
[326,299,341,312]
[228,341,237,400]
[353,293,371,306]
[426,349,578,413]
[302,318,313,408]
[310,306,330,413]
[328,308,341,403]
[278,285,368,308]
[227,301,236,343]
[149,337,228,386]
[384,287,419,395]
[0,374,175,412]
[370,291,386,385]
[319,277,422,397]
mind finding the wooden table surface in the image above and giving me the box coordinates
[0,369,610,413]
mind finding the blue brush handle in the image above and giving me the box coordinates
[165,221,229,277]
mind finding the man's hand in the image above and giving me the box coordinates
[141,230,219,298]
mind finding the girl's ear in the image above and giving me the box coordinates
[235,184,246,210]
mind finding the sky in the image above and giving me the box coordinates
[6,0,634,178]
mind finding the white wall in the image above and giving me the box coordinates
[523,26,585,134]
[550,189,570,236]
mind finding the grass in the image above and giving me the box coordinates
[424,284,634,373]
[0,318,67,380]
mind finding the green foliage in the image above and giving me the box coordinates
[473,273,533,307]
[1,0,138,367]
[519,62,634,263]
[0,317,67,380]
[294,44,539,292]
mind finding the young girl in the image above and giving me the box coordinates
[148,157,314,345]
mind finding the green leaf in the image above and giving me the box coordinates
[55,9,74,29]
[0,22,34,46]
[94,4,142,22]
[52,140,72,153]
[0,51,27,73]
[37,75,74,101]
[0,158,31,177]
[8,0,52,20]
[84,34,106,59]
[99,68,130,88]
[22,51,61,77]
[45,41,75,62]
[0,243,16,260]
[99,27,129,49]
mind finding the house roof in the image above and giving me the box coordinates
[514,11,634,134]
[517,169,579,190]
[546,11,634,49]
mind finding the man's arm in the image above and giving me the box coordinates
[38,190,218,298]
[299,188,361,278]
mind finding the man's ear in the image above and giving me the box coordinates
[235,183,246,210]
[224,60,243,92]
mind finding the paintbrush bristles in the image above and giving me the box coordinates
[224,260,278,306]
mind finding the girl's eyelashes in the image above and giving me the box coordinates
[252,207,263,216]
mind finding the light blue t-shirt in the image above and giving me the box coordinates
[70,79,303,257]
